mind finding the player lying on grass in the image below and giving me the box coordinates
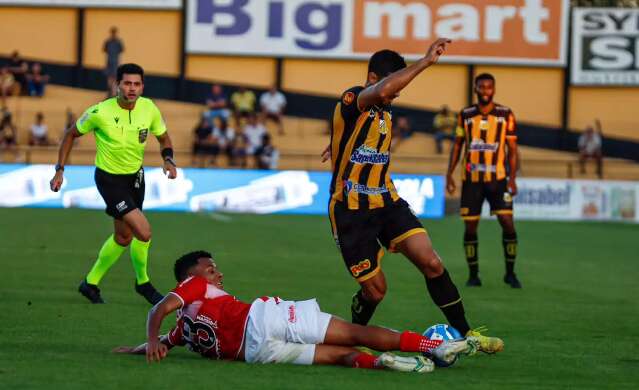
[114,251,480,373]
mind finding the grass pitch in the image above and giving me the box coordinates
[1,208,638,389]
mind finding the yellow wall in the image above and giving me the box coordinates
[83,9,180,76]
[0,7,76,64]
[283,59,467,111]
[474,66,564,128]
[569,88,639,141]
[186,55,276,88]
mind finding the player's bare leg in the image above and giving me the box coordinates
[122,209,163,304]
[496,213,520,288]
[351,271,387,325]
[463,218,481,286]
[397,232,504,353]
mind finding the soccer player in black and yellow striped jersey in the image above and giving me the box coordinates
[446,73,521,288]
[322,39,503,354]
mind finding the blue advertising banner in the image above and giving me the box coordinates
[0,164,445,218]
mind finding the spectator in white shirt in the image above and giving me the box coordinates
[29,112,49,146]
[578,120,603,179]
[243,113,267,156]
[260,86,287,135]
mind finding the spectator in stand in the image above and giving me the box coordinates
[0,105,17,152]
[192,115,219,167]
[228,133,248,168]
[0,67,16,104]
[391,115,412,152]
[578,120,603,179]
[255,133,279,170]
[8,51,28,94]
[243,113,267,158]
[230,86,256,127]
[103,27,125,97]
[28,112,49,146]
[212,117,235,163]
[205,84,230,124]
[433,105,457,154]
[26,63,50,97]
[259,86,287,135]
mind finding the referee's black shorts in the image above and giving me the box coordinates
[328,198,426,282]
[94,167,145,219]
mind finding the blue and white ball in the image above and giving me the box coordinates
[422,324,463,367]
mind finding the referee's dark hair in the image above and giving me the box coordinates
[368,50,407,78]
[117,63,144,83]
[174,250,213,282]
[475,73,495,86]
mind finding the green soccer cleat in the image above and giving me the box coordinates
[466,327,504,354]
[379,353,434,373]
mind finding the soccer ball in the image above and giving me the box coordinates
[422,324,463,367]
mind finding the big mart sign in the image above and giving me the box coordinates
[187,0,569,65]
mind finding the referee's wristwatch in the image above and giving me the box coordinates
[55,164,64,172]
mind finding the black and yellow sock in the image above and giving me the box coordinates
[503,232,518,275]
[425,269,470,335]
[351,289,378,326]
[464,232,479,278]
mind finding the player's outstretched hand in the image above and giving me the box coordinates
[425,38,451,66]
[163,160,177,179]
[446,174,456,195]
[321,144,331,163]
[50,171,64,192]
[146,340,168,363]
[112,346,136,354]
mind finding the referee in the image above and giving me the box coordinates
[50,63,177,304]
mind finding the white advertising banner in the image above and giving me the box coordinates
[571,8,639,86]
[186,0,569,65]
[481,178,638,223]
[0,0,181,8]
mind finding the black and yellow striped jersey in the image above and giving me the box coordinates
[330,86,400,210]
[456,104,517,183]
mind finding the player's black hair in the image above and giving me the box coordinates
[368,50,407,79]
[174,250,213,282]
[474,73,495,86]
[116,63,144,83]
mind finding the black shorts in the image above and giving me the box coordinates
[94,167,145,219]
[460,179,513,220]
[329,198,426,282]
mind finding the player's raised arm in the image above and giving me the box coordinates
[49,123,83,192]
[146,293,182,362]
[357,38,451,111]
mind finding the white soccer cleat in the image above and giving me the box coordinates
[430,338,479,365]
[379,352,434,373]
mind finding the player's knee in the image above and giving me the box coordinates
[362,285,386,305]
[114,233,132,246]
[135,227,152,242]
[417,249,444,275]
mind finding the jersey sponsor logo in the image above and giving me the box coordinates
[469,139,499,152]
[349,145,389,165]
[350,259,371,277]
[116,201,127,212]
[344,180,389,195]
[466,163,497,173]
[378,118,388,134]
[288,305,296,323]
[138,129,148,143]
[343,92,355,105]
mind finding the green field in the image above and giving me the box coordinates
[1,208,638,389]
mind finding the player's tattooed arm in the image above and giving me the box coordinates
[357,38,451,111]
[146,294,182,363]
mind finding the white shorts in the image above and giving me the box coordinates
[244,297,332,365]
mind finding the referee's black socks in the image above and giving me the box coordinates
[351,289,378,326]
[425,269,470,335]
[463,232,479,278]
[503,231,518,275]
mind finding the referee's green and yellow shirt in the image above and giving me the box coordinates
[76,97,167,174]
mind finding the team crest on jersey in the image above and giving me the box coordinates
[138,128,148,143]
[343,92,355,105]
[350,259,372,277]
